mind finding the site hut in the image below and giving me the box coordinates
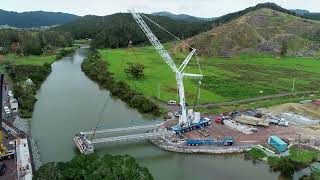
[268,135,288,153]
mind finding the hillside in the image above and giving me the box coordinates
[152,11,214,22]
[55,13,211,48]
[175,8,320,56]
[0,9,79,28]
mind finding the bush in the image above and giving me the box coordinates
[246,148,266,160]
[34,154,153,180]
[124,62,145,79]
[0,47,9,55]
[55,48,76,60]
[268,157,295,177]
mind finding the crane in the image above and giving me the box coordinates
[130,10,203,127]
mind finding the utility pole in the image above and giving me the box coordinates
[291,78,296,93]
[0,74,5,154]
[158,83,160,99]
[297,133,301,158]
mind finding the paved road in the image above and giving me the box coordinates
[2,80,18,123]
[1,76,18,179]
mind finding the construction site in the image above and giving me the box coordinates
[151,100,320,154]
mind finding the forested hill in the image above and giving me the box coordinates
[175,7,320,57]
[292,9,320,21]
[208,2,316,27]
[54,13,212,48]
[0,9,79,28]
[152,11,214,22]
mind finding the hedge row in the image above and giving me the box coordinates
[81,50,161,116]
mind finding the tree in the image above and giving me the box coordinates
[124,62,145,79]
[34,154,153,180]
[22,34,43,55]
[280,41,288,56]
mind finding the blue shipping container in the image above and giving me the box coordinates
[268,135,287,152]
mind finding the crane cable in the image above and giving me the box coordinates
[141,13,202,75]
[90,47,130,141]
[141,14,194,50]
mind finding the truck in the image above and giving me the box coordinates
[170,117,210,134]
[186,137,234,146]
[0,150,15,161]
[9,99,18,112]
[3,106,10,117]
[267,117,288,127]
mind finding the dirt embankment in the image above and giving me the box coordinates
[261,103,320,120]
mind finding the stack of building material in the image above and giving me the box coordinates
[235,115,269,127]
[281,112,320,125]
[224,120,257,134]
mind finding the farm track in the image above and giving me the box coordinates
[159,90,320,110]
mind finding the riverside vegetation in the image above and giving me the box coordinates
[81,50,161,116]
[4,62,51,118]
[246,147,320,177]
[34,154,153,180]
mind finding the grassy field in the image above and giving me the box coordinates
[4,54,56,65]
[100,46,320,105]
[2,46,78,66]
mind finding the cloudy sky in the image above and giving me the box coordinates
[1,0,320,17]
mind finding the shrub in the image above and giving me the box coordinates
[124,62,145,79]
[268,157,295,177]
[246,148,266,160]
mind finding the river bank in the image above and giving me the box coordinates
[150,138,253,154]
[3,46,79,118]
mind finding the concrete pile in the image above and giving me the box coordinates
[281,112,320,125]
[224,120,257,134]
[235,115,269,127]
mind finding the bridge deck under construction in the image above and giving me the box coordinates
[74,123,173,154]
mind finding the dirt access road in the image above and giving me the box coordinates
[161,90,319,113]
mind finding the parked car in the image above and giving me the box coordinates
[9,99,18,112]
[278,119,289,127]
[167,100,176,105]
[3,106,10,117]
[267,117,288,127]
[7,91,13,98]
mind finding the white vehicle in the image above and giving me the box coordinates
[167,100,177,105]
[267,117,288,127]
[3,106,10,117]
[7,91,13,99]
[9,99,18,112]
[278,119,289,127]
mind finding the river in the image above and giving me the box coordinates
[30,47,287,180]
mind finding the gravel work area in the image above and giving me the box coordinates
[163,118,320,148]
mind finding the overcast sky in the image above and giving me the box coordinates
[1,0,320,17]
